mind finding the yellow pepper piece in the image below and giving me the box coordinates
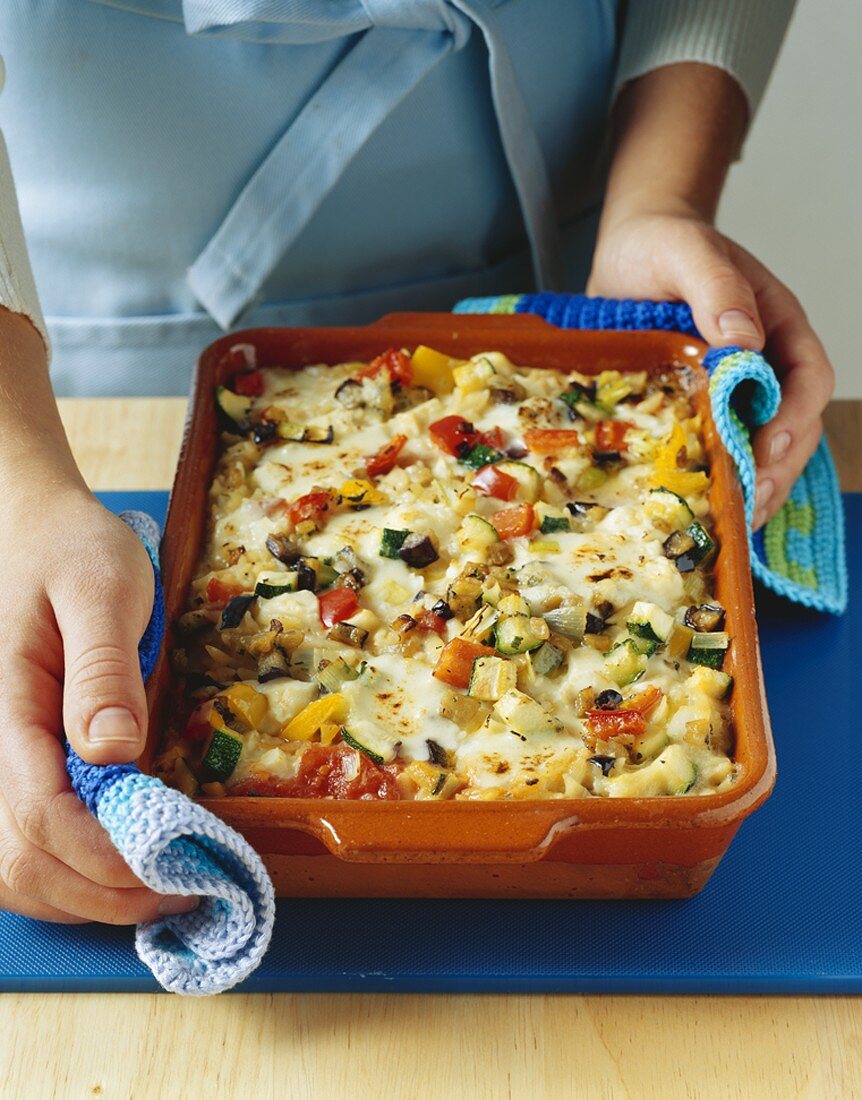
[319,722,341,746]
[282,694,348,742]
[649,424,710,496]
[208,683,269,731]
[409,345,459,394]
[338,479,387,508]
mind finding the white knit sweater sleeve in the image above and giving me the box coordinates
[616,0,798,119]
[0,56,49,353]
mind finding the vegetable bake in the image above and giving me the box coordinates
[157,345,738,802]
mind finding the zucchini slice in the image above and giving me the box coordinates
[604,639,649,686]
[201,727,244,781]
[685,521,715,565]
[531,641,564,676]
[627,601,674,650]
[340,727,385,766]
[535,502,570,534]
[687,631,729,670]
[460,514,500,553]
[380,528,411,559]
[254,571,299,599]
[215,386,252,431]
[646,487,694,530]
[495,460,543,503]
[494,615,545,655]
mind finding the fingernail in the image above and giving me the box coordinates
[769,430,791,464]
[158,895,200,917]
[718,310,760,343]
[754,478,774,522]
[87,706,140,744]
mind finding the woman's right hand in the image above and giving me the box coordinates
[0,485,197,922]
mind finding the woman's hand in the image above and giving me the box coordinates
[0,486,197,922]
[588,209,835,527]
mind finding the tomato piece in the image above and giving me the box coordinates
[595,419,633,453]
[429,414,479,457]
[619,685,663,715]
[523,428,582,454]
[233,370,264,397]
[414,609,448,635]
[472,463,518,501]
[489,503,535,540]
[205,576,245,607]
[287,489,336,529]
[478,426,505,450]
[318,587,359,629]
[356,348,414,387]
[433,638,496,689]
[585,709,646,740]
[364,433,408,478]
[231,744,401,800]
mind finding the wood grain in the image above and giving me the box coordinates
[0,398,857,1100]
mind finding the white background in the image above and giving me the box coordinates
[719,0,860,397]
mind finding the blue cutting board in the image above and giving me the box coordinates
[0,491,857,994]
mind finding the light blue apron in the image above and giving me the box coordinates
[0,0,617,395]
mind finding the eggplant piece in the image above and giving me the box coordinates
[219,594,255,630]
[663,530,697,560]
[595,600,615,620]
[328,621,369,648]
[257,648,292,682]
[588,755,617,777]
[335,378,365,409]
[295,560,318,591]
[426,739,452,768]
[265,534,303,565]
[332,545,368,577]
[594,689,623,711]
[252,420,278,445]
[335,568,366,592]
[489,380,527,405]
[592,450,624,468]
[398,533,439,568]
[506,444,529,460]
[685,603,726,632]
[584,612,606,635]
[392,614,417,636]
[431,599,454,621]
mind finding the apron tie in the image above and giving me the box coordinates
[182,0,562,328]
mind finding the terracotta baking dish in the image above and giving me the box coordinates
[143,312,776,899]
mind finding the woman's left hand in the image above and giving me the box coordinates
[588,210,835,529]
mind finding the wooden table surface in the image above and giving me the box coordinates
[3,398,859,1100]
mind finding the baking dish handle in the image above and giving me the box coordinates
[280,803,584,864]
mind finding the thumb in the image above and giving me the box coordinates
[674,235,765,350]
[57,577,152,766]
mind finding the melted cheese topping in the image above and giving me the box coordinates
[158,348,738,802]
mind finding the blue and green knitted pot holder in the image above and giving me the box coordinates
[455,292,847,615]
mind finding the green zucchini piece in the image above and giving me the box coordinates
[201,727,244,781]
[685,522,715,565]
[460,514,500,552]
[380,528,411,559]
[340,727,385,766]
[215,386,252,431]
[531,641,564,676]
[494,614,545,655]
[312,559,339,590]
[646,487,694,529]
[687,631,729,669]
[604,639,649,686]
[459,444,504,469]
[535,502,571,534]
[627,601,674,647]
[254,571,299,599]
[496,460,543,503]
